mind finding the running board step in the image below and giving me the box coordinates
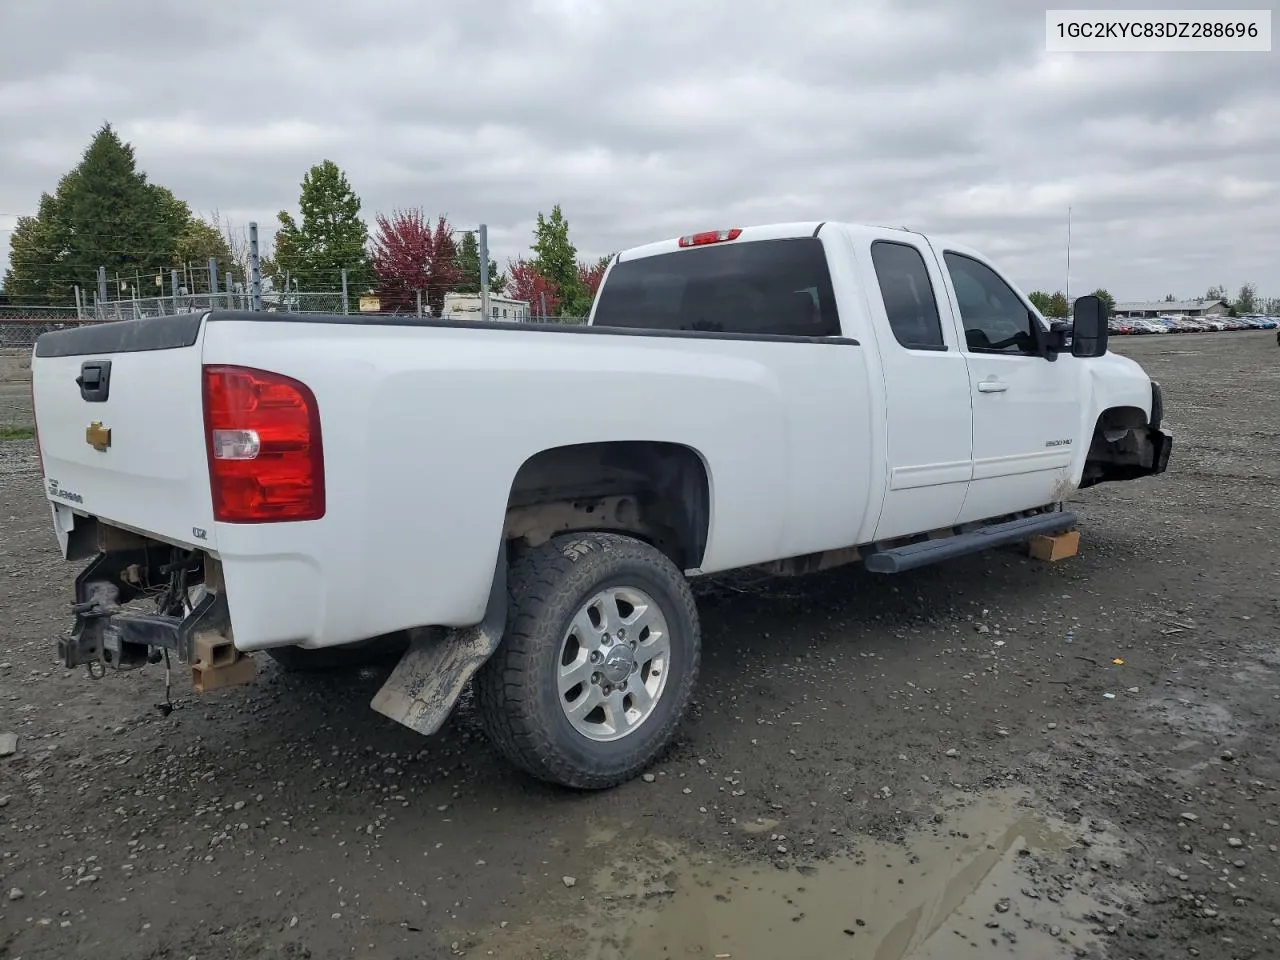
[864,512,1078,574]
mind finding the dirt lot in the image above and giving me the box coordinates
[2,332,1278,960]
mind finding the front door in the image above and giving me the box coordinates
[855,231,974,542]
[933,247,1081,523]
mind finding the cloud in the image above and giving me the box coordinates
[1,0,1276,302]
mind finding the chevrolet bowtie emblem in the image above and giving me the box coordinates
[85,421,112,452]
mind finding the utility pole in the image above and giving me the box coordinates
[248,222,263,311]
[478,224,491,323]
[1065,206,1072,305]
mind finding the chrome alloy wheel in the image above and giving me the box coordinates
[556,585,671,742]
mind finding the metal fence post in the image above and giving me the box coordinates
[479,223,490,322]
[341,268,349,315]
[416,290,423,318]
[225,271,234,308]
[171,270,180,313]
[208,258,218,297]
[248,222,263,311]
[97,267,107,318]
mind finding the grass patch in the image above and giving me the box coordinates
[0,425,35,441]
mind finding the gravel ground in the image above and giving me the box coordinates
[0,383,33,433]
[1,332,1278,959]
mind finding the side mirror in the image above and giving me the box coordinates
[1071,295,1109,358]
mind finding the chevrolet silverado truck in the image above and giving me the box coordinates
[30,221,1172,789]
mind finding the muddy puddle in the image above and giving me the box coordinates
[470,789,1135,959]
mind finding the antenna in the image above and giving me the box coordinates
[1065,206,1072,303]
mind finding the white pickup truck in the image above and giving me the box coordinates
[30,221,1171,788]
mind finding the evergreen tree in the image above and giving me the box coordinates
[2,123,188,305]
[453,230,505,295]
[271,160,373,305]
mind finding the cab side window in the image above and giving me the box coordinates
[870,240,946,350]
[943,252,1039,355]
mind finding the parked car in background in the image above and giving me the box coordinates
[1129,319,1169,334]
[1105,311,1279,337]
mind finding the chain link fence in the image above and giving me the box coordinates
[0,308,86,351]
[0,301,589,351]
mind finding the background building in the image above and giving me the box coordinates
[1112,299,1230,319]
[442,292,531,322]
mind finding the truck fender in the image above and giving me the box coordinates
[370,540,508,736]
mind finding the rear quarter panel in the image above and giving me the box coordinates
[200,318,875,648]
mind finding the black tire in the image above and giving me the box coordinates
[474,532,701,790]
[265,631,410,673]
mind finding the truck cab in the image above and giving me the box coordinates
[588,221,1169,543]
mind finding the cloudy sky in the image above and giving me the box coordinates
[0,0,1275,302]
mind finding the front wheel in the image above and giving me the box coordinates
[474,533,701,790]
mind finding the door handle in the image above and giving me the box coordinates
[977,379,1008,393]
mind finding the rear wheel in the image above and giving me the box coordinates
[474,532,701,789]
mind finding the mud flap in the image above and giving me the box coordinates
[370,543,507,736]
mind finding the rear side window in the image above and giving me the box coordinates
[870,240,945,350]
[592,238,841,337]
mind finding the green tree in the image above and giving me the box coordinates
[1233,282,1258,314]
[530,204,587,316]
[1089,288,1115,312]
[453,230,505,295]
[1027,290,1052,315]
[271,160,372,306]
[1045,291,1069,318]
[3,193,68,305]
[175,215,241,288]
[1164,293,1176,301]
[1206,285,1227,302]
[2,123,189,306]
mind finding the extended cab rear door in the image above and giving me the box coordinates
[846,227,974,541]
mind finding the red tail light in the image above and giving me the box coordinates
[202,365,325,523]
[678,228,742,248]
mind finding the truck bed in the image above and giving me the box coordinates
[33,309,877,651]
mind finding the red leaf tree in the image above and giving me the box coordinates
[507,257,561,319]
[370,209,461,315]
[577,258,608,301]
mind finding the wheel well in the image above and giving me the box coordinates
[1096,406,1148,434]
[1079,405,1153,489]
[502,441,711,569]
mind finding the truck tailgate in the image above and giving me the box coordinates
[32,314,216,552]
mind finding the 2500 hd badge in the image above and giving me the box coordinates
[46,479,85,504]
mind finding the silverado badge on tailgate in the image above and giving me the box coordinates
[85,421,111,452]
